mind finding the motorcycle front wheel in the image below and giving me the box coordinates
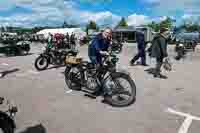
[34,56,49,71]
[103,72,136,107]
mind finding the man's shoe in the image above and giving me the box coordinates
[159,74,168,79]
[154,74,167,79]
[130,62,135,66]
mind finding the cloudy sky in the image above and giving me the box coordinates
[0,0,199,27]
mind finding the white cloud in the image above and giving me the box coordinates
[181,14,200,24]
[127,15,177,26]
[0,0,121,27]
[127,14,152,26]
[78,11,121,26]
[143,0,200,15]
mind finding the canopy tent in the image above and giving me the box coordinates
[36,28,86,39]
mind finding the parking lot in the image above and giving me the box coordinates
[1,43,200,133]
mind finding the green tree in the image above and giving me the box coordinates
[116,17,128,27]
[87,21,98,29]
[147,17,174,32]
[86,20,99,34]
[147,21,160,32]
[160,17,173,29]
[63,21,68,28]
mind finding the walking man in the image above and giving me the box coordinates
[130,31,148,66]
[149,27,170,79]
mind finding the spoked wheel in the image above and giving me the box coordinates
[0,119,15,133]
[34,56,49,71]
[0,125,14,133]
[64,66,81,90]
[104,72,136,107]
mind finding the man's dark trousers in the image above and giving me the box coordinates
[131,48,146,65]
[155,57,163,76]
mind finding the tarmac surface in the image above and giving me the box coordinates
[0,42,200,133]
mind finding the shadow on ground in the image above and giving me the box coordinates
[0,68,20,78]
[144,67,168,79]
[0,53,34,58]
[47,65,65,70]
[144,67,156,75]
[19,124,46,133]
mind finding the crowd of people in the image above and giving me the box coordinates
[47,32,77,51]
[0,26,181,80]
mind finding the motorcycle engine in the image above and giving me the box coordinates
[86,70,98,91]
[87,77,98,91]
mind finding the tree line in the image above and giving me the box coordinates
[1,17,199,35]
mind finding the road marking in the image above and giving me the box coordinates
[1,63,9,66]
[166,108,200,133]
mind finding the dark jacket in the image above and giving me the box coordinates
[88,33,110,64]
[150,34,168,59]
[136,31,145,50]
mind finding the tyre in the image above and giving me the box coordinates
[0,122,14,133]
[104,72,136,107]
[64,65,81,91]
[34,56,49,71]
[0,115,15,133]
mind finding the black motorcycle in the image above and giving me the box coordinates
[111,40,123,54]
[174,43,186,60]
[64,49,136,107]
[0,97,18,133]
[34,47,78,71]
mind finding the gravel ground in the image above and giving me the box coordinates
[0,43,200,133]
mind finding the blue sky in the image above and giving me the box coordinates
[0,0,199,27]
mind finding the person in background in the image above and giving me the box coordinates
[130,31,148,66]
[47,32,53,49]
[70,32,76,51]
[149,27,170,79]
[66,32,70,48]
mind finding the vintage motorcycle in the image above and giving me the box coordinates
[64,48,136,107]
[0,97,18,133]
[110,40,123,54]
[174,42,187,60]
[34,46,78,71]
